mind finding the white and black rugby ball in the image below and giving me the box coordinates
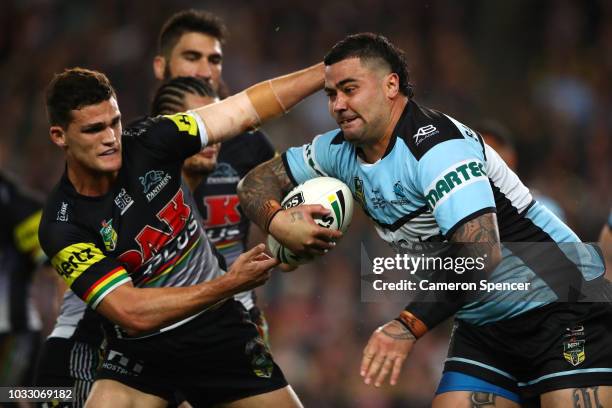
[267,177,354,266]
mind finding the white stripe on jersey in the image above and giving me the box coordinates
[484,144,532,213]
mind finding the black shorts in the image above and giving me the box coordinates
[442,302,612,402]
[35,337,102,408]
[97,299,287,406]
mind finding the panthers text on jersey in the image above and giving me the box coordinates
[283,100,604,325]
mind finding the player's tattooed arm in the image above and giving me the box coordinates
[450,212,502,274]
[237,156,296,232]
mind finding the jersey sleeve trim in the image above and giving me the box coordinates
[185,111,208,148]
[83,266,131,309]
[444,207,496,240]
[281,152,299,187]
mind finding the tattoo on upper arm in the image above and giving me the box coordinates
[451,213,500,245]
[470,392,496,407]
[572,387,602,408]
[451,212,501,269]
[238,156,296,231]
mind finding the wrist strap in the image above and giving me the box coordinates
[263,201,283,233]
[395,310,428,339]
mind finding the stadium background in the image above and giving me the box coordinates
[1,0,610,406]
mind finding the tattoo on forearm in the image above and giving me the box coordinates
[237,156,295,230]
[572,387,602,408]
[381,327,415,341]
[470,392,496,407]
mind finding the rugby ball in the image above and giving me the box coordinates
[267,177,354,266]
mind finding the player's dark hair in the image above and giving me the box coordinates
[476,119,515,149]
[151,76,217,116]
[324,32,414,97]
[158,9,228,57]
[45,67,116,128]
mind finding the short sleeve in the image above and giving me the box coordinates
[282,130,339,185]
[417,139,496,237]
[39,221,131,309]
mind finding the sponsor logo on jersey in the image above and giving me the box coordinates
[413,125,439,145]
[51,243,104,284]
[114,188,134,215]
[163,113,198,136]
[563,325,586,366]
[424,160,487,211]
[100,219,118,252]
[56,201,69,222]
[204,195,242,227]
[206,163,240,184]
[139,170,171,202]
[104,350,144,375]
[391,181,411,205]
[118,189,191,271]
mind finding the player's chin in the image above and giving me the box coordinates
[96,155,122,172]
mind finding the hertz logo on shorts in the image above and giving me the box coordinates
[51,243,105,285]
[164,113,198,136]
[425,159,487,211]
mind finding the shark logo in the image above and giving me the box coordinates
[391,181,411,205]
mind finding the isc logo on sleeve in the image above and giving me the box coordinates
[164,113,198,136]
[51,243,105,285]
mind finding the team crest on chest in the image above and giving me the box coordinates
[100,219,118,252]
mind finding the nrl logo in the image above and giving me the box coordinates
[100,219,118,252]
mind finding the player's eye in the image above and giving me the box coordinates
[209,55,222,65]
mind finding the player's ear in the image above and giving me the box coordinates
[50,126,67,149]
[153,55,166,80]
[384,73,400,99]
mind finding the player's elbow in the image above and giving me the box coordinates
[484,245,502,274]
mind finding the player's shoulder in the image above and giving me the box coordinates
[398,100,482,161]
[39,176,81,240]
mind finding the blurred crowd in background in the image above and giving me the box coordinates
[1,0,610,406]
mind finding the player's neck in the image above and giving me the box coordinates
[66,162,118,197]
[181,170,205,193]
[361,97,408,163]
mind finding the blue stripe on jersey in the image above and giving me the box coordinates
[524,202,579,243]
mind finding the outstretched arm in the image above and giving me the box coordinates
[194,63,324,145]
[238,156,342,256]
[361,212,502,387]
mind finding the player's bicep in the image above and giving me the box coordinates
[50,242,131,309]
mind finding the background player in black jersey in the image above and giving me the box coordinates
[153,9,280,345]
[0,172,50,395]
[40,65,325,407]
